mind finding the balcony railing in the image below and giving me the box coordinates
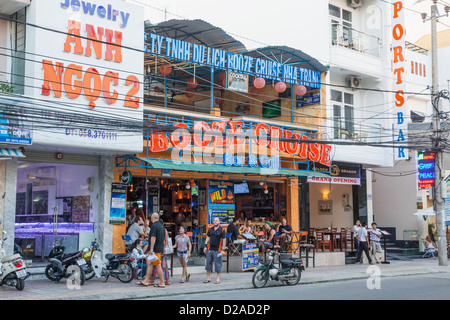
[331,23,382,57]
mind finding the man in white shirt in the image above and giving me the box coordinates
[368,222,382,264]
[356,222,374,265]
[353,220,361,259]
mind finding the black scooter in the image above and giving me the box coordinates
[44,238,87,285]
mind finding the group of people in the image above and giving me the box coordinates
[352,220,383,264]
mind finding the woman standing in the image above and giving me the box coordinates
[173,226,192,283]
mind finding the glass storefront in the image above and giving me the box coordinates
[14,161,98,263]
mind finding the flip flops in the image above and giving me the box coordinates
[186,274,190,282]
[203,279,211,283]
[136,281,151,287]
[154,284,165,288]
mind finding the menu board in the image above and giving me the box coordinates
[242,243,259,271]
[71,196,90,223]
[110,183,127,224]
[208,180,235,224]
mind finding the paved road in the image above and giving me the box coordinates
[143,273,450,300]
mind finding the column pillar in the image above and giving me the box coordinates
[3,159,18,255]
[98,155,114,254]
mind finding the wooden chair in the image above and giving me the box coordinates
[315,231,332,252]
[340,228,348,250]
[308,228,316,245]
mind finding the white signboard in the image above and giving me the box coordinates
[307,176,361,186]
[24,0,144,153]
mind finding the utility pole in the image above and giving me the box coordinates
[429,1,448,266]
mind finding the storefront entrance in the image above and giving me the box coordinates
[13,161,99,264]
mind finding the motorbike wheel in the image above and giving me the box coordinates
[84,263,95,281]
[45,265,63,282]
[252,269,268,288]
[117,263,134,283]
[284,267,302,286]
[15,278,25,291]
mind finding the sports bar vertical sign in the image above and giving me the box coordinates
[392,1,408,160]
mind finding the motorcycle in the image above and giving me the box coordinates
[0,231,29,291]
[89,240,134,283]
[44,238,88,285]
[252,250,304,288]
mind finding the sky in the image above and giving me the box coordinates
[129,0,450,45]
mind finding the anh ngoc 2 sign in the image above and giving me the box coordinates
[25,0,144,153]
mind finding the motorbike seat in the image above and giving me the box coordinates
[1,253,21,264]
[280,260,295,267]
[105,253,129,261]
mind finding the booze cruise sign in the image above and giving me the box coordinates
[24,0,144,153]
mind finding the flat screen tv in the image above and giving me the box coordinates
[234,181,250,194]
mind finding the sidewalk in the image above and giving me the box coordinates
[1,259,449,300]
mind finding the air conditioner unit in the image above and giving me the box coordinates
[347,76,361,90]
[348,0,362,9]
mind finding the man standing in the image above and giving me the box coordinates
[356,222,374,265]
[138,213,167,288]
[204,217,227,284]
[352,220,361,259]
[368,222,382,264]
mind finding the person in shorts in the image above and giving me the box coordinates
[173,226,192,283]
[203,217,227,284]
[137,213,167,288]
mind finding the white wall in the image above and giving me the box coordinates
[309,182,354,229]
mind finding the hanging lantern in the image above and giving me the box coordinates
[253,77,266,89]
[185,88,195,98]
[296,85,307,96]
[215,97,225,106]
[187,78,198,89]
[160,64,172,75]
[153,86,161,92]
[275,82,286,93]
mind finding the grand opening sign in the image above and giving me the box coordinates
[24,0,144,153]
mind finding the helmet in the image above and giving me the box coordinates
[82,247,90,254]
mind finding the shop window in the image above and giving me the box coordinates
[10,8,26,94]
[14,162,98,263]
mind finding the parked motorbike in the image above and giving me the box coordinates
[252,250,304,288]
[44,238,87,285]
[0,231,29,291]
[89,240,134,283]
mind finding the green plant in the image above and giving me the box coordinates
[0,82,14,93]
[428,222,437,241]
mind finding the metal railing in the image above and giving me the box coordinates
[331,23,382,57]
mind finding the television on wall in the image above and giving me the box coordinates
[234,181,250,194]
[262,99,281,118]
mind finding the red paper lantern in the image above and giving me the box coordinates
[296,85,307,96]
[160,64,172,75]
[153,86,161,92]
[253,77,265,89]
[187,78,198,88]
[185,88,195,98]
[275,82,286,93]
[215,97,225,105]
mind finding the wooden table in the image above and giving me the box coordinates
[323,231,343,252]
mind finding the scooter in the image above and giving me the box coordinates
[252,250,304,288]
[89,240,134,283]
[0,231,28,291]
[44,238,87,285]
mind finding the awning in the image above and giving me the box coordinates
[0,148,25,158]
[137,157,331,178]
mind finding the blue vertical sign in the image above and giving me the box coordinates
[110,183,127,224]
